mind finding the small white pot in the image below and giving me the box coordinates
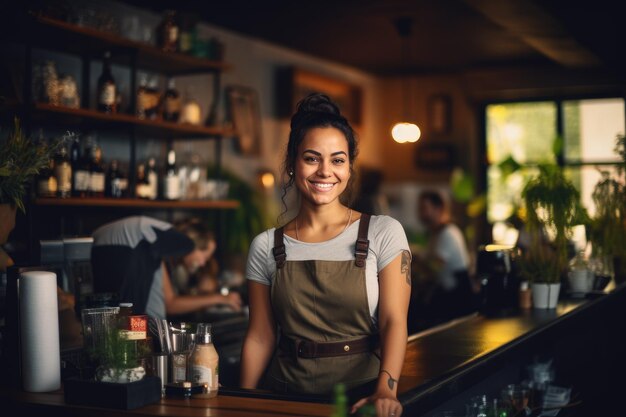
[531,283,561,309]
[568,270,593,293]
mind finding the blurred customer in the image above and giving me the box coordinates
[91,216,241,319]
[411,190,475,330]
[168,218,219,295]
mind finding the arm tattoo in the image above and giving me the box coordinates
[401,251,411,286]
[380,369,398,390]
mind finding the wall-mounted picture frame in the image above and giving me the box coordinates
[277,67,363,126]
[427,94,452,134]
[225,85,262,156]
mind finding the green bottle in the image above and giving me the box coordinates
[331,383,347,417]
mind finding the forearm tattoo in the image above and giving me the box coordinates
[380,369,398,390]
[401,251,411,286]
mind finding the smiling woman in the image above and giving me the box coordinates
[240,93,411,417]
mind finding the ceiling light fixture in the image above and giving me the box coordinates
[391,17,420,144]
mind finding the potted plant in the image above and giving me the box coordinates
[0,118,58,244]
[589,134,626,284]
[520,164,586,308]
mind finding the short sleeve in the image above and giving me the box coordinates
[371,216,410,272]
[245,230,273,286]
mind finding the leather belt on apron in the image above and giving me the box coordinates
[278,334,380,360]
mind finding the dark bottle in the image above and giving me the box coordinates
[106,159,127,198]
[89,145,106,197]
[157,10,179,53]
[146,157,158,200]
[97,51,117,113]
[162,78,181,122]
[145,77,160,120]
[37,157,57,198]
[54,142,72,198]
[136,74,149,119]
[71,136,90,197]
[135,163,151,199]
[163,148,180,200]
[36,131,57,198]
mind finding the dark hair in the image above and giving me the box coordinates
[173,218,214,250]
[418,190,446,210]
[280,93,359,218]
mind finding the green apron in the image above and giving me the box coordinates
[266,214,380,394]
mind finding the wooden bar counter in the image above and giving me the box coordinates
[4,283,625,416]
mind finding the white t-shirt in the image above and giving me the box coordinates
[246,215,410,325]
[428,223,470,291]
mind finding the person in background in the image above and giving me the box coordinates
[91,216,241,320]
[411,190,475,329]
[240,93,410,417]
[168,218,220,296]
[351,167,390,215]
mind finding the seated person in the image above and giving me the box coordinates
[91,216,241,319]
[411,190,476,328]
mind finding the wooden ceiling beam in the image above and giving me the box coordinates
[462,0,601,68]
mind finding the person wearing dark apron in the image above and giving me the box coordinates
[241,93,411,417]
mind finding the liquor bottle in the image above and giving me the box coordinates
[162,78,181,122]
[163,148,181,200]
[106,159,127,198]
[71,135,90,197]
[97,51,117,113]
[35,130,57,198]
[146,157,158,200]
[54,141,72,198]
[179,89,201,125]
[37,156,57,198]
[135,163,151,199]
[136,74,149,119]
[89,145,106,198]
[157,10,179,52]
[189,323,219,398]
[145,77,160,120]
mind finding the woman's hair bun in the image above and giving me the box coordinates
[295,93,341,116]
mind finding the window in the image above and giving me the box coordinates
[486,98,625,222]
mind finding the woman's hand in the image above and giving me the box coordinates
[221,292,243,311]
[350,390,402,417]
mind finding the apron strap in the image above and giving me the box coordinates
[273,227,286,269]
[355,213,371,267]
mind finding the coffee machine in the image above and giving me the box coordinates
[477,244,521,317]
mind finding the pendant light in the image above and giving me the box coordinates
[391,17,421,144]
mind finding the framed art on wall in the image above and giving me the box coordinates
[226,85,262,156]
[277,67,362,126]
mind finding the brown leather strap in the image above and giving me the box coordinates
[279,334,380,359]
[273,227,286,269]
[355,213,371,267]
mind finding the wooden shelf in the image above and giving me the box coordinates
[12,15,232,75]
[31,103,235,138]
[34,197,240,210]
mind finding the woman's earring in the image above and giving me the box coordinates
[289,171,294,176]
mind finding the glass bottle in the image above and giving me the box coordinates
[135,163,151,199]
[146,157,158,200]
[36,131,57,198]
[331,383,348,417]
[163,148,180,200]
[54,141,72,198]
[71,135,90,197]
[189,323,219,398]
[145,77,160,120]
[89,145,106,198]
[106,159,127,198]
[97,51,117,113]
[136,74,149,119]
[179,89,201,125]
[157,10,179,52]
[162,78,181,122]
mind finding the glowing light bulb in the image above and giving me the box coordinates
[391,122,421,143]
